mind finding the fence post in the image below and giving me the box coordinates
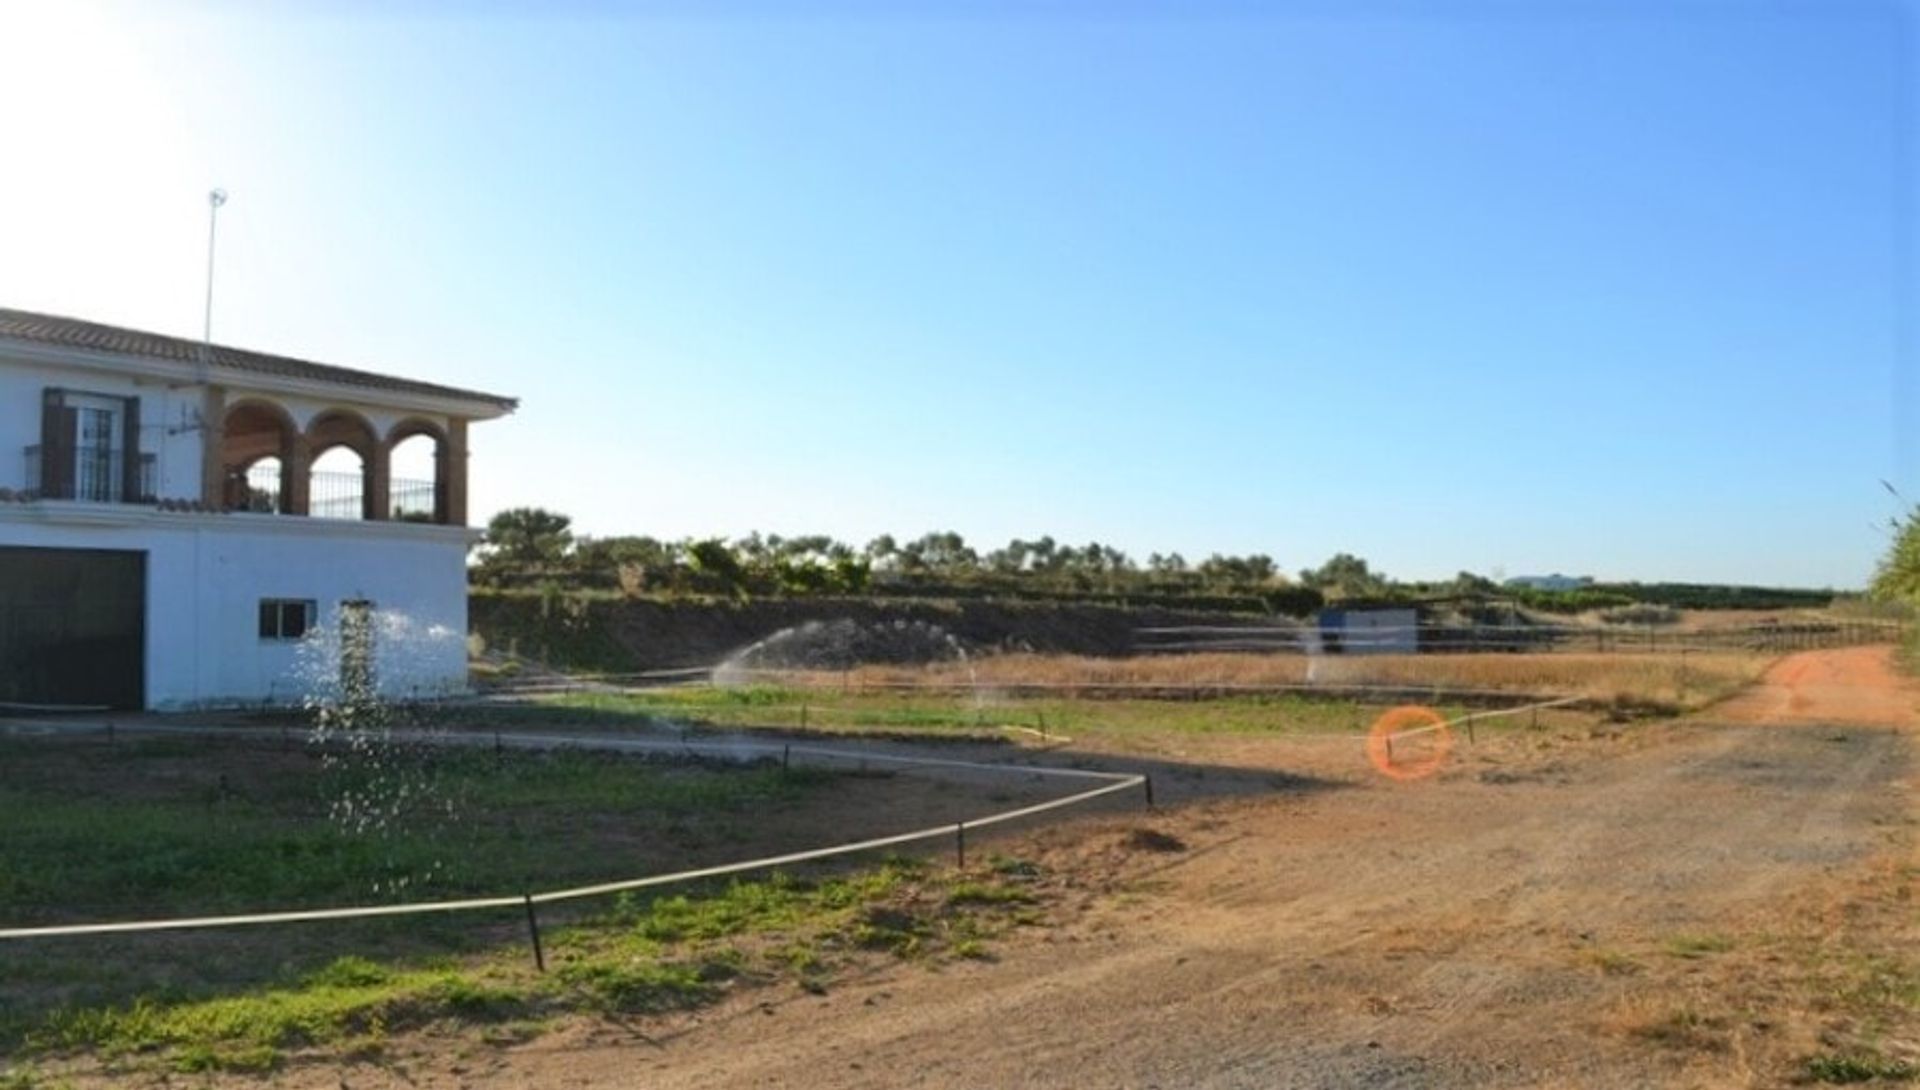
[955,822,966,868]
[523,893,546,972]
[1465,714,1475,744]
[1143,774,1156,810]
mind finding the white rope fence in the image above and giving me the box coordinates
[0,725,1145,943]
[1378,695,1585,753]
[0,694,1581,946]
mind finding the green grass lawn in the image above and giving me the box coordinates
[519,684,1476,739]
[6,856,1044,1078]
[0,736,828,923]
[0,736,1045,1078]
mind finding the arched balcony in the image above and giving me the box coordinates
[212,399,468,525]
[306,410,379,520]
[218,400,300,514]
[386,418,450,523]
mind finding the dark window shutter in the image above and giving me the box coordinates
[121,396,143,500]
[39,388,75,497]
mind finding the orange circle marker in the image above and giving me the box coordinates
[1366,704,1452,781]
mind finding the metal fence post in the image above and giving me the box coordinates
[523,893,546,972]
[955,822,966,868]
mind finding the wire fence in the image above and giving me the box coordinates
[469,672,1607,717]
[1379,695,1584,749]
[1135,620,1906,656]
[0,722,1146,950]
[0,687,1584,974]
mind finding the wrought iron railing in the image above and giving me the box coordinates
[22,446,156,504]
[308,471,436,521]
[390,477,437,522]
[308,470,367,519]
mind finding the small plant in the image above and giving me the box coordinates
[0,1066,69,1090]
[173,1041,279,1074]
[558,960,714,1014]
[1804,1051,1918,1083]
[944,881,1033,908]
[304,956,391,989]
[1664,934,1735,959]
[1628,1006,1727,1051]
[987,855,1043,880]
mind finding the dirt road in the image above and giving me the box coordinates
[214,650,1920,1087]
[1712,644,1919,726]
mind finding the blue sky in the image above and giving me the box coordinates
[1,1,1912,587]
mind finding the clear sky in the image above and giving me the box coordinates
[1,0,1912,587]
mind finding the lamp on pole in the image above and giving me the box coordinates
[203,188,227,350]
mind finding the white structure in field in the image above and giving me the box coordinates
[0,307,515,711]
[1316,606,1419,655]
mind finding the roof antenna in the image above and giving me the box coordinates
[201,188,227,376]
[172,188,227,437]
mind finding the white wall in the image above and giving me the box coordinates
[0,357,206,500]
[0,506,473,708]
[0,352,457,502]
[1337,608,1419,655]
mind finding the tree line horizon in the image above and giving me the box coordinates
[470,508,1840,614]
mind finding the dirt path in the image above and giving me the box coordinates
[1712,645,1920,726]
[167,650,1920,1088]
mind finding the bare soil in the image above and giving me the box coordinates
[1712,645,1920,726]
[63,649,1920,1088]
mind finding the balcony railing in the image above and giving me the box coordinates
[390,477,437,522]
[307,471,437,521]
[23,446,156,504]
[309,470,366,520]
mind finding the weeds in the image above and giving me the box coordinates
[0,739,831,925]
[1804,1052,1918,1083]
[1664,934,1736,959]
[17,861,1041,1074]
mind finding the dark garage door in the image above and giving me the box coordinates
[0,546,145,711]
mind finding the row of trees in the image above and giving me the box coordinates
[475,508,1840,613]
[471,508,1404,602]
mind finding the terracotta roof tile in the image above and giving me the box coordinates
[0,307,516,412]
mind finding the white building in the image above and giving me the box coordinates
[0,307,515,711]
[1316,606,1419,654]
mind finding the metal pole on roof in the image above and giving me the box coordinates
[202,188,227,369]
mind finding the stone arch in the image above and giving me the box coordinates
[220,399,300,513]
[306,409,381,519]
[385,417,451,524]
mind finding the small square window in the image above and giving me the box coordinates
[259,599,316,641]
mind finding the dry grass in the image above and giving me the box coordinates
[796,651,1774,709]
[1590,851,1919,1085]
